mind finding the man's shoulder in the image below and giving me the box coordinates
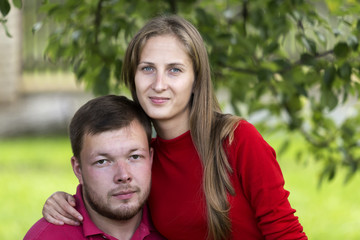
[24,218,84,240]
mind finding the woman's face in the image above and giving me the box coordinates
[134,34,195,128]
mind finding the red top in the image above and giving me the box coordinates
[149,120,307,239]
[24,185,165,240]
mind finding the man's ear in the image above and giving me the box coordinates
[71,156,83,184]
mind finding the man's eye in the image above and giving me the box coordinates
[130,155,141,160]
[96,159,108,165]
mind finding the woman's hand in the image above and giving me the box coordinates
[42,191,83,226]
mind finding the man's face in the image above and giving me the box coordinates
[72,120,153,221]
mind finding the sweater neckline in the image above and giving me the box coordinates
[155,130,191,144]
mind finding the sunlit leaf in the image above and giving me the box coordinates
[32,22,43,34]
[12,0,22,9]
[301,36,317,54]
[347,35,358,50]
[321,89,338,110]
[315,30,326,43]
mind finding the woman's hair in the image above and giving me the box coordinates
[122,15,241,240]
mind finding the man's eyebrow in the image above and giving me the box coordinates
[127,147,148,153]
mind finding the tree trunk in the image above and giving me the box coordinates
[0,3,22,103]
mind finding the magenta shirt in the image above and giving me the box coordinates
[24,185,165,240]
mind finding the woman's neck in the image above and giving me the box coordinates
[153,119,190,140]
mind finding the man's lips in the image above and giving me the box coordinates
[112,191,136,200]
[149,96,169,104]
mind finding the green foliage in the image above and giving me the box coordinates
[35,0,360,184]
[0,0,22,37]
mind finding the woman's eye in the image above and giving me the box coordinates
[142,66,153,72]
[170,68,181,73]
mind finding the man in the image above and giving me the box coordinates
[24,95,165,240]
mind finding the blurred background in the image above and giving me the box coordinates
[1,0,360,239]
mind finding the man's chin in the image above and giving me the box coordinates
[105,204,143,221]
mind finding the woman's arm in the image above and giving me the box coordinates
[42,191,83,226]
[230,121,307,239]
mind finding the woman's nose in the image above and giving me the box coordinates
[152,72,167,92]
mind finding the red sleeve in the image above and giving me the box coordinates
[230,120,307,239]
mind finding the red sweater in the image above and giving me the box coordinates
[149,120,307,239]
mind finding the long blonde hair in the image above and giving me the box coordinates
[122,15,241,240]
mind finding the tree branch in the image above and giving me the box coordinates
[242,0,248,36]
[166,0,177,14]
[299,127,336,148]
[94,0,104,45]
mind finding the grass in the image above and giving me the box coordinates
[0,136,77,240]
[1,134,360,239]
[267,132,360,240]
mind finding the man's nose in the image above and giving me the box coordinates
[113,161,132,184]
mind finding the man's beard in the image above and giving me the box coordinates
[82,181,150,221]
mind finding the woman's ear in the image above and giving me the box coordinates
[71,156,83,184]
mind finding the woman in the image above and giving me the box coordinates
[42,15,307,239]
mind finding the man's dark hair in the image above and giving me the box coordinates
[69,95,152,159]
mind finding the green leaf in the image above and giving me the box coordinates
[320,89,338,110]
[301,36,317,54]
[32,22,43,34]
[38,2,60,15]
[338,62,351,81]
[273,59,291,70]
[333,42,350,59]
[1,18,12,37]
[300,53,315,66]
[288,94,302,112]
[315,30,326,43]
[323,66,336,87]
[347,35,358,51]
[257,69,272,82]
[114,59,123,81]
[12,0,22,9]
[0,0,10,16]
[94,66,110,95]
[264,41,279,55]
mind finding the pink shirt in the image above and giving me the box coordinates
[24,185,165,240]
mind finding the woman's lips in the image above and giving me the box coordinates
[149,97,169,104]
